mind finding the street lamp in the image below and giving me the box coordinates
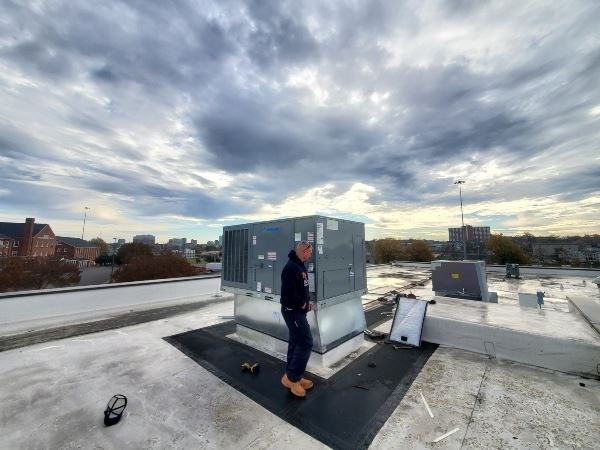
[454,180,467,260]
[110,237,117,282]
[81,206,90,240]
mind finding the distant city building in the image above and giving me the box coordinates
[167,238,187,251]
[191,239,197,246]
[0,218,56,258]
[55,237,100,267]
[133,234,155,246]
[219,235,223,246]
[117,239,126,245]
[183,248,195,258]
[448,225,491,243]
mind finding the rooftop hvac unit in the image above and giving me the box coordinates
[431,260,496,302]
[221,216,367,354]
[506,263,520,279]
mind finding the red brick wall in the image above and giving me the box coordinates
[55,244,99,263]
[31,225,57,258]
[18,218,35,257]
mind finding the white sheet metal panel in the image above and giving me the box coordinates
[389,298,428,347]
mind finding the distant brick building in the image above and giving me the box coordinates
[448,225,491,243]
[0,218,56,257]
[55,237,100,266]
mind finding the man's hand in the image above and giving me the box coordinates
[307,302,315,311]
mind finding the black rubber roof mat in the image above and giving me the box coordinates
[165,304,436,450]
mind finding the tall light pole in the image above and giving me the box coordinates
[110,237,117,282]
[454,180,467,260]
[81,206,90,240]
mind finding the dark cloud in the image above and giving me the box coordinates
[0,125,62,161]
[245,1,320,68]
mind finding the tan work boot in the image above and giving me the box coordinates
[281,374,306,398]
[299,378,314,390]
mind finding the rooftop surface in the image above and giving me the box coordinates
[1,265,599,449]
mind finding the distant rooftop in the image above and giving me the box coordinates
[0,222,48,238]
[56,236,99,248]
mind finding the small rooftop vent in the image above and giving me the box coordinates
[506,263,520,279]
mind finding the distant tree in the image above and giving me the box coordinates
[25,258,81,289]
[113,253,196,282]
[0,258,80,291]
[89,237,108,255]
[0,258,28,292]
[440,242,460,260]
[485,234,529,265]
[532,246,545,264]
[405,240,435,262]
[372,238,406,263]
[117,242,153,264]
[203,253,221,263]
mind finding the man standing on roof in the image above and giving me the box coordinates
[280,241,314,398]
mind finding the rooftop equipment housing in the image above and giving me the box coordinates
[431,260,497,302]
[506,263,520,279]
[221,216,367,356]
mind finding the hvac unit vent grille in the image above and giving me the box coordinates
[223,228,248,284]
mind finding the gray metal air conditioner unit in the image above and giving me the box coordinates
[221,216,367,354]
[431,260,496,302]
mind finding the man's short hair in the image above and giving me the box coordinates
[296,240,312,251]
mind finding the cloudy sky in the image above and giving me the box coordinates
[1,1,599,243]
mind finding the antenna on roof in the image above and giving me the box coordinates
[82,206,90,240]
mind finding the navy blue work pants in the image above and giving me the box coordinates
[281,307,313,382]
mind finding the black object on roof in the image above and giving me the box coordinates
[165,303,437,450]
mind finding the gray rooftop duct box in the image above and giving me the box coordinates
[221,216,367,357]
[431,260,495,302]
[506,263,520,278]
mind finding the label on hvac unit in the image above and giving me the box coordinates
[264,287,272,294]
[267,251,277,261]
[258,254,265,260]
[307,232,314,242]
[326,219,338,231]
[256,282,262,292]
[316,223,324,244]
[451,273,460,279]
[252,236,257,245]
[294,232,301,241]
[308,273,315,292]
[349,271,354,277]
[317,245,323,255]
